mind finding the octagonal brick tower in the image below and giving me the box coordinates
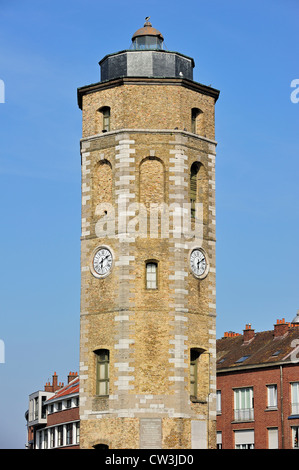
[77,19,219,449]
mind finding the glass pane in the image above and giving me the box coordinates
[236,390,241,409]
[103,117,109,130]
[268,385,277,407]
[293,383,299,402]
[146,263,157,289]
[236,388,252,410]
[245,389,249,408]
[99,363,106,379]
[99,381,107,395]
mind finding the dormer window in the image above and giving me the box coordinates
[235,355,250,363]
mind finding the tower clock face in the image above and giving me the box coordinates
[92,247,113,277]
[190,248,208,279]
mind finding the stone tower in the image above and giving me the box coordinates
[77,19,219,449]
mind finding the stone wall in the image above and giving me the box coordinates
[79,78,218,449]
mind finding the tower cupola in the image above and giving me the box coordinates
[99,18,194,82]
[131,17,164,50]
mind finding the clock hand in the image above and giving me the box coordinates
[100,254,110,267]
[196,258,205,270]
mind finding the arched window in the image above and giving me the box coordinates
[146,261,158,289]
[139,157,164,207]
[190,161,208,225]
[191,108,203,134]
[98,106,110,132]
[94,159,113,207]
[190,348,208,400]
[94,349,109,396]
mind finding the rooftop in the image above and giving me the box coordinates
[131,17,164,50]
[132,17,164,41]
[217,317,299,371]
[45,372,79,403]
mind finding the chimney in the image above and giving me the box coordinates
[68,372,73,383]
[274,318,289,338]
[68,371,79,383]
[44,381,51,392]
[243,324,255,343]
[224,331,241,338]
[44,372,61,392]
[52,372,59,391]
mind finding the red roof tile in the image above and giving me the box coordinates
[45,376,79,402]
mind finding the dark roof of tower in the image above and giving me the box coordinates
[132,18,164,41]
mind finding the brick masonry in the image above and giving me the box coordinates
[217,363,299,449]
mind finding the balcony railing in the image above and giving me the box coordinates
[234,408,254,422]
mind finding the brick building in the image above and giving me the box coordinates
[216,316,299,449]
[25,372,79,449]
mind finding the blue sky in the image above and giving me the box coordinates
[0,0,298,448]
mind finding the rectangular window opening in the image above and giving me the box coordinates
[146,262,157,289]
[95,350,110,396]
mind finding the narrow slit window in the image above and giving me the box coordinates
[95,349,110,396]
[191,108,202,134]
[190,162,200,218]
[146,262,157,289]
[99,106,110,132]
[190,349,200,397]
